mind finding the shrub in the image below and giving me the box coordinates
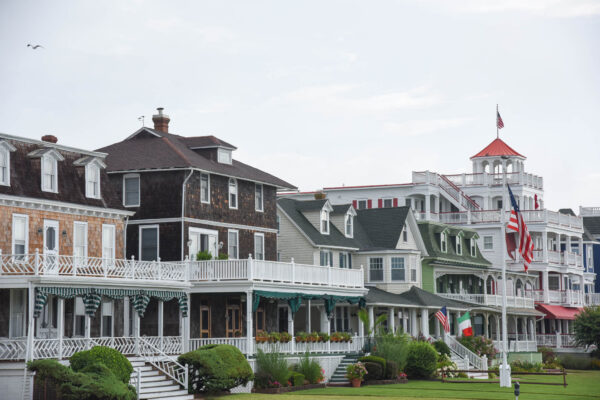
[363,362,383,380]
[433,340,451,359]
[458,336,497,364]
[510,360,543,372]
[178,344,253,393]
[359,355,386,372]
[290,372,305,387]
[559,355,593,370]
[296,352,324,384]
[346,362,368,381]
[196,250,213,260]
[28,359,136,400]
[217,253,229,260]
[405,341,437,379]
[373,332,410,371]
[436,354,458,378]
[254,349,289,389]
[70,346,132,384]
[591,359,600,370]
[574,306,600,348]
[385,360,398,379]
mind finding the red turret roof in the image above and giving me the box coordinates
[470,138,525,159]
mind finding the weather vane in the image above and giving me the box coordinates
[138,115,145,127]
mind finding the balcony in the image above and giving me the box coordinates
[585,293,600,306]
[437,209,583,231]
[527,289,585,307]
[437,292,535,309]
[536,333,577,348]
[443,172,543,190]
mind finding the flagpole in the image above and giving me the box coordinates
[496,104,499,139]
[499,156,511,388]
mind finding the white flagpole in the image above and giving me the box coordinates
[499,156,511,388]
[496,104,499,139]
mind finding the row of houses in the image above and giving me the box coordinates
[0,107,598,398]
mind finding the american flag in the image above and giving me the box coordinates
[435,306,450,333]
[497,111,504,129]
[507,184,534,272]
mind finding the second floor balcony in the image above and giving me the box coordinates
[437,209,583,231]
[437,292,535,309]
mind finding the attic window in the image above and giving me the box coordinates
[440,232,448,253]
[0,146,9,186]
[321,209,330,234]
[403,228,408,242]
[41,155,58,193]
[345,213,353,238]
[470,238,476,257]
[456,235,463,255]
[218,148,232,164]
[85,163,101,199]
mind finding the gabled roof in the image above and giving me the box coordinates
[471,138,525,159]
[354,207,411,251]
[179,135,237,150]
[365,286,469,310]
[559,208,576,216]
[583,216,600,236]
[97,127,295,189]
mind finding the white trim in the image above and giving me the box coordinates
[368,256,384,283]
[41,154,58,193]
[102,224,116,260]
[320,208,330,235]
[127,217,278,234]
[228,178,238,209]
[217,148,233,165]
[344,212,353,238]
[139,225,160,261]
[381,197,394,208]
[43,219,59,258]
[200,173,210,204]
[254,232,265,260]
[72,221,88,259]
[227,229,239,259]
[123,174,140,207]
[0,142,13,186]
[0,132,107,158]
[188,226,219,259]
[11,213,29,256]
[125,126,162,140]
[0,193,133,219]
[255,183,264,212]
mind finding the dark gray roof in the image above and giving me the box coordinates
[365,287,419,306]
[559,208,576,216]
[97,128,295,189]
[365,286,469,310]
[332,204,352,215]
[583,216,600,237]
[179,135,237,150]
[354,207,411,251]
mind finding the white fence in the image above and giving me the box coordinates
[438,293,534,309]
[536,334,577,348]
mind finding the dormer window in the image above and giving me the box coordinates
[470,238,476,257]
[218,148,232,164]
[85,163,101,199]
[229,178,238,209]
[345,213,353,237]
[255,183,263,212]
[0,141,15,186]
[42,155,58,193]
[321,209,329,234]
[456,235,463,255]
[440,231,448,253]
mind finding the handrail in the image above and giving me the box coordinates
[444,335,486,371]
[138,337,188,389]
[439,174,481,210]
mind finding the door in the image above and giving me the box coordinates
[226,304,241,337]
[199,305,211,338]
[189,228,218,260]
[43,220,59,274]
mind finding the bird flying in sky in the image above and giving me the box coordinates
[27,44,44,49]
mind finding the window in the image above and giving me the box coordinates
[73,222,87,264]
[101,300,113,337]
[369,257,383,281]
[140,226,159,261]
[456,235,462,255]
[200,173,210,204]
[276,215,280,234]
[217,148,232,164]
[102,225,116,260]
[333,306,350,332]
[255,308,266,334]
[123,175,140,207]
[410,258,417,282]
[483,236,493,250]
[320,250,333,266]
[228,230,239,259]
[548,275,559,290]
[254,233,264,260]
[12,214,28,258]
[320,209,329,234]
[255,183,263,211]
[41,155,58,192]
[470,238,476,257]
[0,146,10,186]
[440,232,448,253]
[345,214,353,237]
[403,228,408,242]
[74,297,86,337]
[496,199,503,210]
[391,257,405,281]
[357,200,367,210]
[339,252,348,268]
[85,163,101,199]
[383,198,393,208]
[228,178,238,209]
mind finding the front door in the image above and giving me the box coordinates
[43,220,59,274]
[226,304,241,337]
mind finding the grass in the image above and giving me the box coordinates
[227,370,600,400]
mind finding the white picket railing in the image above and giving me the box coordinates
[189,337,249,354]
[138,337,188,389]
[536,333,577,348]
[444,335,487,371]
[438,293,534,309]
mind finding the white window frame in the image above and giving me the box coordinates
[102,224,116,261]
[483,236,494,250]
[85,162,101,199]
[74,297,86,337]
[391,256,405,281]
[255,183,264,212]
[139,225,159,261]
[368,257,384,282]
[402,228,408,242]
[101,299,114,337]
[254,233,265,260]
[123,174,140,207]
[382,198,393,208]
[456,234,463,255]
[410,257,417,282]
[320,250,333,267]
[228,229,239,259]
[440,232,448,253]
[0,145,10,186]
[345,213,353,238]
[11,214,28,258]
[470,238,477,257]
[228,178,238,209]
[73,221,88,265]
[41,154,58,193]
[320,209,330,235]
[357,199,367,210]
[218,148,232,164]
[200,173,210,204]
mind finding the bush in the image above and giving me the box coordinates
[433,340,451,359]
[510,360,543,372]
[295,352,324,384]
[363,362,383,380]
[70,346,132,384]
[373,332,410,371]
[559,355,593,370]
[196,250,213,260]
[591,359,600,370]
[458,336,497,364]
[178,344,253,393]
[359,355,386,372]
[28,359,136,400]
[254,349,289,388]
[385,360,398,379]
[290,372,305,387]
[436,354,458,378]
[217,253,229,260]
[405,341,437,379]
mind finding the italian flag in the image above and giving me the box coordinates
[458,312,473,337]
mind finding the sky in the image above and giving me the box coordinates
[1,0,599,211]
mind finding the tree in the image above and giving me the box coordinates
[574,306,600,348]
[358,308,388,336]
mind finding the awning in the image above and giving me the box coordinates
[252,290,365,317]
[536,304,582,320]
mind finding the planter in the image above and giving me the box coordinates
[351,378,362,388]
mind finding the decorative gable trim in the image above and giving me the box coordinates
[27,147,65,161]
[0,140,16,152]
[73,156,107,169]
[125,127,162,140]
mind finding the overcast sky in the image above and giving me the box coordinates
[1,0,599,211]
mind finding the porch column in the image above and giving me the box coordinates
[306,300,311,333]
[425,194,431,220]
[288,305,295,354]
[182,293,190,353]
[540,319,545,334]
[542,231,549,263]
[496,316,501,342]
[85,314,91,349]
[26,284,35,362]
[483,313,489,339]
[246,290,253,356]
[124,296,130,337]
[134,310,140,355]
[542,271,550,303]
[410,308,418,337]
[456,312,461,337]
[358,311,365,338]
[57,298,64,360]
[435,314,441,338]
[421,308,429,338]
[368,306,375,337]
[158,300,164,351]
[388,307,396,333]
[401,309,407,333]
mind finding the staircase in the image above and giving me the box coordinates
[328,353,362,385]
[129,357,193,400]
[444,335,488,379]
[412,171,481,213]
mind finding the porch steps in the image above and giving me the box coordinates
[328,353,362,385]
[450,354,488,379]
[128,358,194,400]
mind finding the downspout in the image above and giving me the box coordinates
[124,216,129,258]
[181,169,194,261]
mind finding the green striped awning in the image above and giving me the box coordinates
[34,287,188,318]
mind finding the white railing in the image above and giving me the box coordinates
[580,206,600,217]
[0,338,27,360]
[436,209,583,230]
[411,171,480,211]
[438,293,534,309]
[585,293,600,306]
[138,336,188,389]
[444,335,487,371]
[536,334,577,348]
[189,337,249,354]
[443,172,543,189]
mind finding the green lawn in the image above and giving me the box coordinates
[229,370,600,400]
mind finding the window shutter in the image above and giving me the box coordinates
[393,198,398,207]
[367,199,372,209]
[352,200,358,208]
[538,271,543,290]
[378,199,383,208]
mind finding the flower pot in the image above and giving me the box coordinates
[351,378,362,388]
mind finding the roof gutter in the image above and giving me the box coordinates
[181,169,194,261]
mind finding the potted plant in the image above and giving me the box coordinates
[318,332,330,342]
[346,362,367,387]
[234,330,242,337]
[295,332,307,343]
[397,372,408,383]
[342,332,352,343]
[331,332,342,342]
[256,331,269,343]
[308,332,319,343]
[269,332,281,343]
[280,332,292,343]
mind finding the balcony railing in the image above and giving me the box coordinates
[437,293,535,308]
[442,172,543,189]
[436,209,583,230]
[527,289,584,306]
[536,334,577,348]
[585,293,600,306]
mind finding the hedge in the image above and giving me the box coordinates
[178,344,253,393]
[70,346,133,384]
[364,362,384,380]
[290,372,305,387]
[405,341,438,379]
[359,355,386,371]
[385,360,398,379]
[433,340,451,358]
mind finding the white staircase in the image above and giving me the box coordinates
[444,335,488,379]
[129,357,193,400]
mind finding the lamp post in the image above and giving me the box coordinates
[499,155,512,387]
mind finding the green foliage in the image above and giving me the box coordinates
[458,335,497,363]
[290,372,305,387]
[70,346,132,384]
[385,360,398,379]
[254,349,289,388]
[539,346,562,369]
[436,354,459,378]
[433,340,451,359]
[359,355,386,372]
[345,362,368,381]
[217,253,229,260]
[363,362,383,380]
[559,355,593,370]
[574,306,600,348]
[296,352,324,384]
[373,332,410,371]
[405,341,438,379]
[196,250,213,260]
[358,308,388,336]
[178,344,253,393]
[28,359,136,400]
[510,360,543,372]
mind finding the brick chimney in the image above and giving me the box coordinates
[152,107,170,133]
[41,135,58,143]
